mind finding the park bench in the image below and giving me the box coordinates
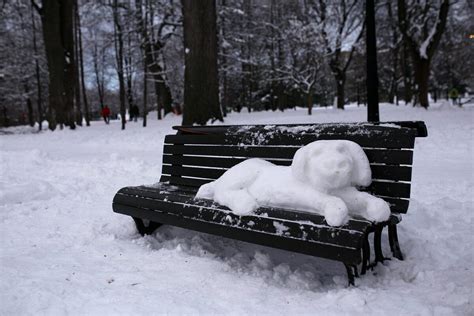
[112,121,427,285]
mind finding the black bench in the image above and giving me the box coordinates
[113,121,427,285]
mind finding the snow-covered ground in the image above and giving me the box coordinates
[1,102,473,315]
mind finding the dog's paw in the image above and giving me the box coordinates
[323,197,349,226]
[366,198,391,222]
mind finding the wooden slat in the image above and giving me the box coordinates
[162,157,412,181]
[173,122,421,138]
[164,133,415,149]
[163,145,413,165]
[365,181,411,198]
[160,175,209,187]
[164,144,298,159]
[370,165,412,181]
[380,197,410,213]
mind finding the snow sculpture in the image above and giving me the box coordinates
[195,140,391,226]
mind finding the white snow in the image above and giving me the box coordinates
[196,140,390,226]
[0,101,473,314]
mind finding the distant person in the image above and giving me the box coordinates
[101,105,111,124]
[130,105,139,122]
[448,88,459,106]
[172,103,182,115]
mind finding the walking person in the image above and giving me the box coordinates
[130,105,139,122]
[448,88,459,106]
[101,105,111,124]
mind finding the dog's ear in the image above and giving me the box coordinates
[344,141,372,187]
[291,145,309,181]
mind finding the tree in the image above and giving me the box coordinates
[75,0,90,126]
[181,0,222,125]
[311,0,364,110]
[112,0,126,130]
[33,0,76,130]
[135,0,177,120]
[397,0,450,108]
[31,1,44,130]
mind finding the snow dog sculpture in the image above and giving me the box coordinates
[195,140,391,226]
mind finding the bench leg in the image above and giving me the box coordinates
[133,217,162,236]
[369,225,390,268]
[388,223,404,260]
[344,263,356,286]
[361,234,370,275]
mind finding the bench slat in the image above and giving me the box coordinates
[173,121,427,137]
[163,145,413,165]
[164,133,415,149]
[161,159,412,181]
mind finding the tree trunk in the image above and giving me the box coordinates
[24,83,35,127]
[143,60,147,127]
[182,0,223,125]
[76,0,90,126]
[93,42,105,109]
[401,41,413,105]
[220,0,228,117]
[38,0,76,130]
[31,1,43,131]
[336,77,345,109]
[125,34,135,120]
[113,0,126,130]
[307,92,313,115]
[60,0,76,128]
[413,57,430,109]
[73,0,82,126]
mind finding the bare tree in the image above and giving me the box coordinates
[112,0,126,129]
[135,0,177,120]
[397,0,450,108]
[311,0,364,110]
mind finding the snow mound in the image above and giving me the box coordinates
[196,140,391,226]
[0,180,59,205]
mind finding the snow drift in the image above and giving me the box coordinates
[196,140,391,226]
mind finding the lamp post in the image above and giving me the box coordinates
[366,0,380,122]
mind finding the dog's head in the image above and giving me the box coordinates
[291,140,371,190]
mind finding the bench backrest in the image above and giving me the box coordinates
[160,122,427,214]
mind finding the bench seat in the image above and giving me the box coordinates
[113,183,379,264]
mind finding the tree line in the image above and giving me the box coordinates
[0,0,472,129]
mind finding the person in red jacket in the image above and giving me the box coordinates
[101,105,111,124]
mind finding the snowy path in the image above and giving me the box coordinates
[1,103,472,315]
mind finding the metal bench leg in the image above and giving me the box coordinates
[388,223,404,260]
[369,225,390,268]
[133,217,162,236]
[344,263,355,286]
[361,234,370,275]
